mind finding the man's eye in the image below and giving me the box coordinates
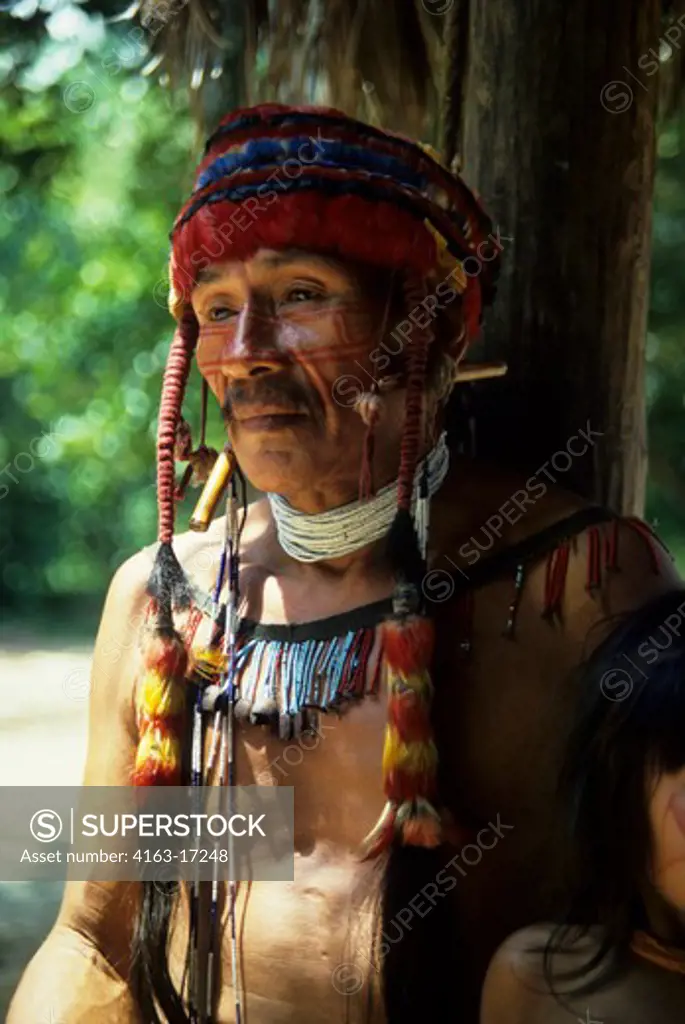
[281,287,321,305]
[207,304,238,322]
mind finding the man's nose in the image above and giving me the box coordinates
[221,299,284,381]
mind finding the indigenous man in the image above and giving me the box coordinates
[8,105,680,1024]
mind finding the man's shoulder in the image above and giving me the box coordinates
[111,494,271,603]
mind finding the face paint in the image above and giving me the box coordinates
[195,302,378,403]
[190,250,409,505]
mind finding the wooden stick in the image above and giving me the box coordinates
[454,361,508,383]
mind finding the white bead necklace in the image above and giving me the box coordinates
[266,432,450,563]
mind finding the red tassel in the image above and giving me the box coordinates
[388,690,432,741]
[144,631,188,676]
[382,616,435,674]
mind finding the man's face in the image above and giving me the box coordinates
[191,248,416,509]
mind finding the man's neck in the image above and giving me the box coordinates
[267,505,392,582]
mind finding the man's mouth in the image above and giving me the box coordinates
[231,406,309,432]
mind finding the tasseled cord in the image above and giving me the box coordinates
[174,378,220,502]
[356,384,383,502]
[361,276,443,859]
[132,310,199,787]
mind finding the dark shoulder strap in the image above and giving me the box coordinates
[458,505,615,593]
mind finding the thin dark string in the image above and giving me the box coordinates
[200,376,208,447]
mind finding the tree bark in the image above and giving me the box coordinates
[460,0,660,513]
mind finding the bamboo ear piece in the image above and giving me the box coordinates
[189,447,236,532]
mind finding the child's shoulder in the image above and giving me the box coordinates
[480,924,588,1022]
[481,924,685,1023]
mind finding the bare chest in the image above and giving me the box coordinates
[166,558,600,1022]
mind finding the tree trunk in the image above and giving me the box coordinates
[460,0,660,514]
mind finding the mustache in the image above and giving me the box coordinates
[221,375,319,422]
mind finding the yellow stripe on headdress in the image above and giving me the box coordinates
[423,219,467,290]
[415,142,468,290]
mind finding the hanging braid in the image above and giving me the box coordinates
[377,276,466,1023]
[361,275,442,859]
[396,277,434,510]
[132,310,199,787]
[157,310,199,547]
[386,274,435,590]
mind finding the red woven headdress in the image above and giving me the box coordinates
[134,103,500,790]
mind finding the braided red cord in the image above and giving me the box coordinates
[543,542,570,618]
[551,542,571,613]
[157,312,198,544]
[397,276,434,511]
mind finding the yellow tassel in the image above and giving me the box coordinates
[132,725,181,785]
[137,670,186,720]
[382,731,438,776]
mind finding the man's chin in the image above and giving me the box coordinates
[230,437,313,495]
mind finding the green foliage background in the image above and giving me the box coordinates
[0,14,684,633]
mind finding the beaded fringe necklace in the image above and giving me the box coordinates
[182,435,446,1020]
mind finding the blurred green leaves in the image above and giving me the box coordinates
[0,15,684,625]
[645,107,685,568]
[0,25,206,617]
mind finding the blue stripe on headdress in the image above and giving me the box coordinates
[195,137,429,195]
[204,111,428,168]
